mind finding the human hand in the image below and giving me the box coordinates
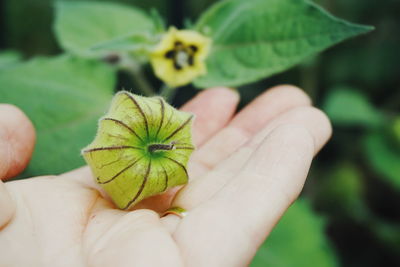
[0,85,331,267]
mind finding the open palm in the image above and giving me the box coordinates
[0,86,331,267]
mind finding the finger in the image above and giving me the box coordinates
[173,124,321,266]
[188,85,311,179]
[0,104,35,228]
[0,138,14,229]
[171,85,311,208]
[155,86,309,213]
[172,106,331,210]
[165,87,314,231]
[180,87,239,146]
[0,104,36,180]
[0,137,14,228]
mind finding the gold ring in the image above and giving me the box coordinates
[162,207,188,218]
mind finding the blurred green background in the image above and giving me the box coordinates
[0,0,399,266]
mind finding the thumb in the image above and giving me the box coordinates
[0,104,36,228]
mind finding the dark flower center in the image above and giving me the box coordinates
[165,41,198,70]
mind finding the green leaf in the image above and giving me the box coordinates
[313,163,367,219]
[363,132,400,189]
[149,8,166,33]
[0,55,115,176]
[251,200,338,267]
[194,0,373,88]
[323,87,384,128]
[0,50,22,69]
[54,1,158,57]
[391,117,400,146]
[91,33,157,53]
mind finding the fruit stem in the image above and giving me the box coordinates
[120,57,156,96]
[160,84,177,102]
[148,143,174,153]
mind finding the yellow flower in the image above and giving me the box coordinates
[150,27,211,87]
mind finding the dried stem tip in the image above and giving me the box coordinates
[148,143,175,153]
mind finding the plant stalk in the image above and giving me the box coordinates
[129,67,156,96]
[160,84,177,102]
[120,57,156,96]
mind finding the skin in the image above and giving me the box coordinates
[0,85,331,267]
